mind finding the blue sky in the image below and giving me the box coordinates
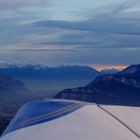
[0,0,140,67]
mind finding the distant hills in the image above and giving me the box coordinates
[0,64,119,79]
[0,64,99,79]
[0,74,29,135]
[0,63,122,97]
[55,64,140,106]
[0,74,26,93]
[0,74,31,115]
[0,74,28,100]
[0,64,102,96]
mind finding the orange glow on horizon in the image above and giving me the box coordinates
[90,64,128,71]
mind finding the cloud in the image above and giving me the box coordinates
[34,15,140,36]
[33,0,140,36]
[112,0,140,13]
[35,41,98,46]
[2,0,140,50]
[12,48,78,52]
[0,0,49,10]
[29,0,140,51]
[0,0,140,65]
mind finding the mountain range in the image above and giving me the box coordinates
[0,64,100,79]
[0,74,29,135]
[0,74,26,93]
[0,64,103,97]
[0,74,29,102]
[55,64,140,106]
[117,64,140,77]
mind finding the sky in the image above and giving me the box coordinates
[0,0,140,69]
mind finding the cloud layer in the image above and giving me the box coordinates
[0,0,49,10]
[0,0,140,66]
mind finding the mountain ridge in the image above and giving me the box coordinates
[54,64,140,106]
[117,64,140,77]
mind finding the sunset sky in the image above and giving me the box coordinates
[0,0,140,67]
[90,64,128,71]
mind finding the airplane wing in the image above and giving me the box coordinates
[0,99,140,140]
